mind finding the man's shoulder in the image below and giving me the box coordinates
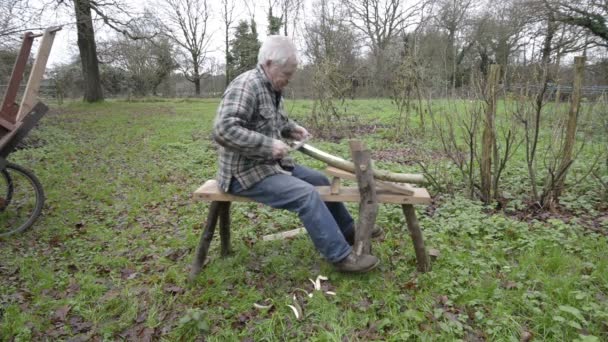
[229,68,263,90]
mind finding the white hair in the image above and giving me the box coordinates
[257,35,298,66]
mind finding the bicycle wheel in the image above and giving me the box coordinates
[0,168,14,211]
[0,162,45,237]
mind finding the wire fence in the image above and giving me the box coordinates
[0,84,59,101]
[507,84,608,98]
[2,83,607,102]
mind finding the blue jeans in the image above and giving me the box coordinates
[229,165,354,263]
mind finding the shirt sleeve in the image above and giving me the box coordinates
[278,98,298,138]
[212,78,275,160]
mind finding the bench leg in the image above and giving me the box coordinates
[350,140,378,256]
[189,201,222,281]
[401,204,430,272]
[219,201,232,257]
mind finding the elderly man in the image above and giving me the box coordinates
[213,36,379,273]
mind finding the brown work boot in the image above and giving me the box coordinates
[333,251,380,273]
[345,225,384,246]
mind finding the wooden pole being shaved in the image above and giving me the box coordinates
[298,143,426,184]
[350,140,378,256]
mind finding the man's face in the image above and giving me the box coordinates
[264,58,297,92]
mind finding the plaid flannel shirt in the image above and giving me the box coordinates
[213,65,298,192]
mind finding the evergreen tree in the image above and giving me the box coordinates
[267,6,283,35]
[227,19,261,82]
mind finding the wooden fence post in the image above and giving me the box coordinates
[481,64,501,203]
[555,56,585,197]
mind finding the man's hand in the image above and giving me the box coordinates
[291,125,311,141]
[272,139,290,159]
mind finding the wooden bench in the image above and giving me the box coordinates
[189,169,432,280]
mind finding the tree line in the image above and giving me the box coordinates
[0,0,606,102]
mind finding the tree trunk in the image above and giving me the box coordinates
[194,78,201,96]
[225,31,230,87]
[193,62,201,96]
[74,0,103,102]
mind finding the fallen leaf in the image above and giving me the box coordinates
[136,311,148,324]
[163,285,184,295]
[100,289,120,302]
[68,316,93,334]
[402,279,418,290]
[520,330,533,342]
[120,268,137,280]
[356,298,372,311]
[163,248,187,261]
[429,248,440,258]
[52,305,71,323]
[67,280,80,296]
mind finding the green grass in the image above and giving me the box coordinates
[0,98,606,341]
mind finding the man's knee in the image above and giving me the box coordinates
[307,170,330,186]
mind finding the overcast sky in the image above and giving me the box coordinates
[38,0,312,67]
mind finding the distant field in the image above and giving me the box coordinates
[0,98,606,341]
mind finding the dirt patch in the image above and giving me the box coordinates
[307,123,386,142]
[496,198,607,235]
[372,147,419,165]
[297,115,387,142]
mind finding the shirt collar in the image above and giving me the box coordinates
[256,64,280,95]
[256,65,271,88]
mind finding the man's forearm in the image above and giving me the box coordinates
[214,120,274,160]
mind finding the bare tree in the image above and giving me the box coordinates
[344,0,429,94]
[72,0,103,102]
[221,0,238,87]
[161,0,212,96]
[0,0,45,48]
[433,0,475,94]
[281,0,304,36]
[472,0,530,75]
[98,14,177,97]
[55,0,157,102]
[544,0,608,47]
[304,0,360,135]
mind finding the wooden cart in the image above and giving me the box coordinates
[0,27,60,236]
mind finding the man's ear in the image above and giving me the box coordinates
[264,60,273,68]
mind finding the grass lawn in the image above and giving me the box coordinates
[0,98,606,341]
